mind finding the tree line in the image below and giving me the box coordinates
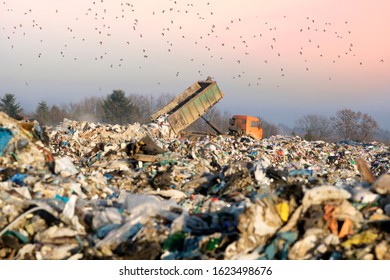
[0,91,389,144]
[294,110,381,142]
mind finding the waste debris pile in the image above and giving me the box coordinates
[0,112,389,260]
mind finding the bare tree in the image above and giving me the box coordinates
[331,108,379,142]
[375,129,390,144]
[152,93,176,113]
[296,114,332,141]
[258,117,279,138]
[48,105,69,126]
[359,113,379,142]
[128,94,155,123]
[140,93,176,116]
[68,96,105,123]
[331,109,360,141]
[127,93,177,124]
[220,110,232,133]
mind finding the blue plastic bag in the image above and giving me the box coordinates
[10,173,28,186]
[0,128,13,156]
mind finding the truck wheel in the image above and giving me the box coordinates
[232,130,239,137]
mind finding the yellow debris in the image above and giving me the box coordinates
[342,230,379,248]
[276,201,289,222]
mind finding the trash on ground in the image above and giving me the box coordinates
[0,110,389,260]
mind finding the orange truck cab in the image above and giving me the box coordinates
[228,115,263,140]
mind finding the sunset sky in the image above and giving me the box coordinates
[1,0,389,129]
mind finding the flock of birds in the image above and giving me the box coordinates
[1,0,386,89]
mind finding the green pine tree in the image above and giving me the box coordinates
[102,90,139,124]
[34,101,50,125]
[0,93,22,119]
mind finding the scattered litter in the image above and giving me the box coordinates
[0,111,389,260]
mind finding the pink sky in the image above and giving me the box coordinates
[1,0,389,129]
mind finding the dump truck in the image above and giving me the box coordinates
[150,77,224,135]
[228,115,263,140]
[151,77,263,140]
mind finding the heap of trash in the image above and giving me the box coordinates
[0,111,389,260]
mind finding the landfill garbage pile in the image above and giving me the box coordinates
[0,112,389,260]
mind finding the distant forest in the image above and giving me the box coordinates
[1,91,389,144]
